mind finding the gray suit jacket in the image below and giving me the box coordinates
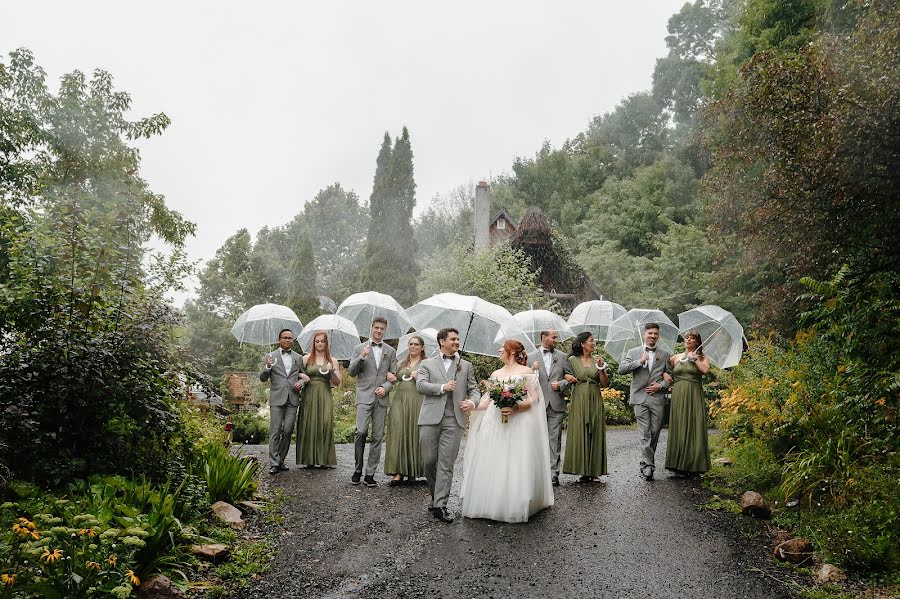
[527,348,570,412]
[259,349,303,408]
[618,346,672,406]
[348,342,397,407]
[416,355,480,428]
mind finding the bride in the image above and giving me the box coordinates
[461,339,554,523]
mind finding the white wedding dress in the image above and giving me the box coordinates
[460,373,555,523]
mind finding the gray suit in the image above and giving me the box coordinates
[259,349,304,467]
[527,348,570,476]
[416,354,480,509]
[348,341,398,476]
[618,345,672,471]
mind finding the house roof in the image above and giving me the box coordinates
[489,208,517,228]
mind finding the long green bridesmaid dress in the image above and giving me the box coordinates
[562,356,607,477]
[296,361,337,467]
[383,366,424,478]
[664,359,711,473]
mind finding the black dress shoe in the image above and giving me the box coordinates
[268,466,279,475]
[278,464,289,471]
[552,475,560,487]
[431,507,454,523]
[351,472,362,485]
[363,475,377,487]
[388,478,403,487]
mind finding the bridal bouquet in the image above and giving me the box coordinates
[486,378,527,423]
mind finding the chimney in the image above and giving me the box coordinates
[474,181,490,250]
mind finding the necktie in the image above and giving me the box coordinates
[282,350,291,354]
[543,349,553,354]
[371,342,382,347]
[645,347,656,352]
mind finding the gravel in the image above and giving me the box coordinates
[233,428,794,599]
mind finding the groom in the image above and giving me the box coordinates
[416,327,480,523]
[528,329,569,487]
[618,322,672,481]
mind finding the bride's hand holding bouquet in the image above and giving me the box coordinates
[486,377,527,423]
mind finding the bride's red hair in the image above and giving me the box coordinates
[502,340,528,366]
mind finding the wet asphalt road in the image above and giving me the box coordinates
[234,428,793,599]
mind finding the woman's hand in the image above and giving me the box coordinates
[386,372,398,383]
[410,370,418,379]
[500,406,515,418]
[299,373,311,383]
[564,374,577,384]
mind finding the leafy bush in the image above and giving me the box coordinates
[231,412,269,444]
[201,443,259,504]
[602,388,635,425]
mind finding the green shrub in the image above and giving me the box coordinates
[201,443,259,504]
[231,412,269,444]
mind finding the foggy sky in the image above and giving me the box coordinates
[2,1,685,302]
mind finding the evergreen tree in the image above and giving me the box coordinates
[287,227,320,326]
[362,128,419,306]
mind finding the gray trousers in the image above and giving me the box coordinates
[354,401,387,476]
[546,405,565,475]
[419,414,463,510]
[269,403,299,467]
[633,402,666,470]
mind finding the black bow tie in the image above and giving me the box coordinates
[543,349,553,354]
[645,347,656,352]
[281,350,292,355]
[442,354,454,360]
[371,343,382,347]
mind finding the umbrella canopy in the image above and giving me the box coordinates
[604,308,678,362]
[406,292,535,356]
[336,291,412,339]
[567,300,627,341]
[396,327,439,363]
[231,303,303,346]
[677,305,744,368]
[296,314,360,360]
[512,309,575,347]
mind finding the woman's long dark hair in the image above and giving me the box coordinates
[569,331,593,357]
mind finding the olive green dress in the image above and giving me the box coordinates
[296,361,337,467]
[664,360,711,473]
[383,366,424,478]
[562,356,607,477]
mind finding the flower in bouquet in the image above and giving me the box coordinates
[486,377,527,423]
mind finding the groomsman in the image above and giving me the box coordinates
[260,328,309,475]
[528,329,570,487]
[348,317,398,487]
[618,322,672,481]
[416,327,480,523]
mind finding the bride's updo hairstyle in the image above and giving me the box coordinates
[502,339,528,366]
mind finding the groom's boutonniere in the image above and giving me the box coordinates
[455,361,461,376]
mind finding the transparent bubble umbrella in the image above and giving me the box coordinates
[677,305,744,368]
[406,293,535,356]
[336,291,412,340]
[396,327,439,362]
[567,300,627,342]
[231,303,303,346]
[296,314,360,360]
[604,308,678,362]
[512,309,575,347]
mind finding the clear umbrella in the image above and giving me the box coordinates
[512,309,575,347]
[296,314,360,360]
[336,291,412,340]
[406,293,536,356]
[677,305,744,368]
[396,327,439,362]
[604,308,678,362]
[231,303,303,346]
[567,300,627,342]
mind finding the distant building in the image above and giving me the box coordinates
[489,208,517,246]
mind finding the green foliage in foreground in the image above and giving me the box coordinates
[201,444,259,505]
[712,268,899,574]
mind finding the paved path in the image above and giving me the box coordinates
[235,428,793,599]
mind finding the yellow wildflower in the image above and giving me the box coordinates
[125,569,140,586]
[41,548,63,563]
[107,554,117,566]
[1,573,15,586]
[86,561,101,571]
[78,528,97,537]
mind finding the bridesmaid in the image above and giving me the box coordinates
[665,329,711,476]
[562,332,609,483]
[384,335,426,486]
[296,331,341,468]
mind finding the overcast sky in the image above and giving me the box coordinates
[2,1,685,302]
